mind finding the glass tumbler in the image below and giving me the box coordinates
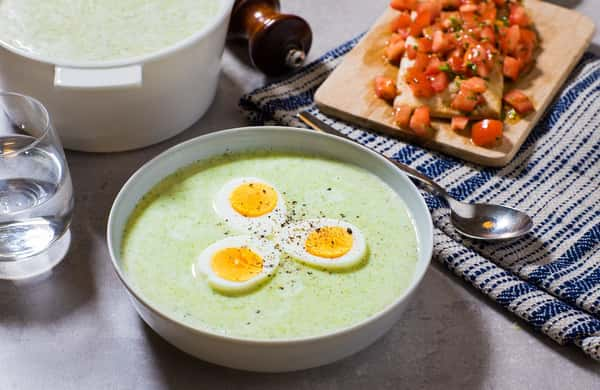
[0,92,73,280]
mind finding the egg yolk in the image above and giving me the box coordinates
[229,182,278,217]
[305,226,353,259]
[211,247,263,282]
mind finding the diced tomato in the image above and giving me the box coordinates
[480,26,496,44]
[461,77,487,93]
[451,89,479,112]
[519,28,538,48]
[405,68,435,98]
[390,0,418,11]
[430,71,449,92]
[463,43,494,78]
[417,37,433,53]
[406,43,417,60]
[410,10,432,36]
[451,116,469,131]
[448,49,465,73]
[503,56,521,80]
[425,56,442,75]
[417,0,442,21]
[479,2,497,23]
[500,25,521,55]
[503,89,534,115]
[374,76,397,101]
[390,12,412,32]
[472,119,503,147]
[432,30,451,53]
[464,44,487,68]
[409,106,431,136]
[509,4,531,27]
[516,28,537,67]
[414,52,430,71]
[461,11,479,29]
[459,4,478,13]
[394,104,413,128]
[386,39,406,64]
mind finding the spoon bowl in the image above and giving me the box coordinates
[449,202,534,241]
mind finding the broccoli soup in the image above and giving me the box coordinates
[0,0,221,62]
[120,152,419,340]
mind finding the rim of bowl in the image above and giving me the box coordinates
[107,126,434,346]
[0,91,52,157]
[0,0,235,68]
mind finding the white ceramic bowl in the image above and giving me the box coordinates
[0,0,234,152]
[107,126,433,372]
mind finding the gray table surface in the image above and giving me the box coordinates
[2,1,599,389]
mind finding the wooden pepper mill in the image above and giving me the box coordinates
[228,0,313,76]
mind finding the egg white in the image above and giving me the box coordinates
[276,218,367,270]
[213,177,287,236]
[195,236,280,294]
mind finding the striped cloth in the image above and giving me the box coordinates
[239,36,600,361]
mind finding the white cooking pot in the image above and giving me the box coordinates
[0,0,235,152]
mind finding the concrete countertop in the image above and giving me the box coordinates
[1,1,599,389]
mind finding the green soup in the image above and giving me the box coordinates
[121,152,419,339]
[0,0,221,62]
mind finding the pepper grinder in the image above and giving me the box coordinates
[228,0,313,76]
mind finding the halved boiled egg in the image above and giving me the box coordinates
[195,236,280,294]
[276,219,367,270]
[214,177,286,236]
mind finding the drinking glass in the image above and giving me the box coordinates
[0,92,73,280]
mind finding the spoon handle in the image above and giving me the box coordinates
[297,111,448,197]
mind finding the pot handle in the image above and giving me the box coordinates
[54,65,143,89]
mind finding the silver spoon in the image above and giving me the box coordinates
[297,111,533,241]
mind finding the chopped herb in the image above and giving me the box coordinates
[505,107,518,120]
[450,17,463,31]
[439,63,451,73]
[467,62,478,73]
[500,15,509,26]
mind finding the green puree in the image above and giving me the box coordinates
[121,152,419,339]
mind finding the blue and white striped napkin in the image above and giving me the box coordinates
[239,36,600,361]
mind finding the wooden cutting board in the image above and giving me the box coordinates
[314,0,595,167]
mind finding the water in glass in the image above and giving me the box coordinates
[0,93,73,278]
